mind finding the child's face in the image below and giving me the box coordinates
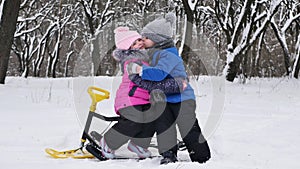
[142,37,155,48]
[130,38,145,49]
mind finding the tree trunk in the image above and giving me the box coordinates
[0,0,21,84]
[270,22,291,76]
[181,0,194,64]
[80,0,95,35]
[294,53,300,79]
[226,54,243,82]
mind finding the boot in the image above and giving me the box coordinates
[160,150,178,165]
[188,141,211,163]
[99,137,115,159]
[127,141,152,158]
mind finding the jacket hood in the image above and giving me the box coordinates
[112,49,149,63]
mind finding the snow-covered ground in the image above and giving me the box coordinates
[0,76,299,169]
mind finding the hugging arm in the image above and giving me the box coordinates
[129,74,187,94]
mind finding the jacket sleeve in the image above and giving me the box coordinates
[141,51,181,81]
[129,74,185,94]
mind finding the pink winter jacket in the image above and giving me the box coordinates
[114,59,150,114]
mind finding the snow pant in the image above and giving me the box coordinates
[103,104,156,150]
[153,99,211,163]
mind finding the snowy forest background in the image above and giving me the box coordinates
[1,1,300,168]
[0,0,300,83]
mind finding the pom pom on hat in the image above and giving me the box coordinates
[114,27,141,50]
[141,12,176,43]
[165,12,176,26]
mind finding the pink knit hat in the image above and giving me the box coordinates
[114,27,142,50]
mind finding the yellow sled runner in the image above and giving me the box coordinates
[45,148,94,159]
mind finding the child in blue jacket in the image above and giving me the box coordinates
[128,13,211,165]
[97,26,186,160]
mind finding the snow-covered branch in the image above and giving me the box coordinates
[0,0,5,20]
[198,6,215,15]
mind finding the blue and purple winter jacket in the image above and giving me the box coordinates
[141,47,195,103]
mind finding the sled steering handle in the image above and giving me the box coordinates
[88,86,110,112]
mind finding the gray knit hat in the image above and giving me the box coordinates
[141,12,176,43]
